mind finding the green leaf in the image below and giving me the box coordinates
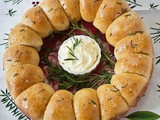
[126,111,160,120]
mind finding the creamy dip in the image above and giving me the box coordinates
[58,35,101,75]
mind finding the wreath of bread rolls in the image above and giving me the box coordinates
[3,0,153,120]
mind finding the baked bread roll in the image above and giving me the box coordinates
[3,45,39,71]
[114,54,153,79]
[79,0,102,22]
[40,0,69,31]
[21,6,53,38]
[111,73,148,107]
[44,90,75,120]
[106,11,146,46]
[58,0,81,22]
[115,32,154,60]
[97,84,129,120]
[8,23,43,51]
[5,64,45,99]
[93,0,131,33]
[74,88,100,120]
[15,83,54,120]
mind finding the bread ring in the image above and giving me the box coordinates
[40,0,69,31]
[114,54,153,79]
[8,24,43,51]
[93,0,131,33]
[115,32,154,60]
[15,83,54,120]
[21,6,53,38]
[79,0,102,22]
[44,90,75,120]
[73,88,100,120]
[106,11,146,46]
[58,0,81,22]
[97,84,129,120]
[3,45,39,71]
[5,64,44,99]
[111,73,148,107]
[3,0,154,119]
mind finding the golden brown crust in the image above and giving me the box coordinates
[59,0,81,22]
[3,45,39,71]
[93,0,131,33]
[5,64,44,99]
[106,11,146,46]
[21,6,53,38]
[111,73,148,107]
[114,54,153,79]
[15,83,54,120]
[97,84,129,120]
[74,88,100,120]
[79,0,102,22]
[44,90,76,120]
[8,23,43,51]
[115,32,154,60]
[40,0,69,31]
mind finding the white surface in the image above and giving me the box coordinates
[0,0,160,120]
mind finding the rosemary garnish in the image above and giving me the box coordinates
[4,0,23,5]
[125,0,142,9]
[150,23,160,44]
[150,3,159,10]
[42,54,113,93]
[6,8,17,17]
[0,33,9,49]
[64,38,82,61]
[128,31,144,36]
[0,89,29,120]
[156,56,160,65]
[69,22,115,68]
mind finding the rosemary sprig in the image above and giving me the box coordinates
[69,22,115,68]
[0,33,9,49]
[150,23,160,44]
[125,0,142,9]
[0,89,29,120]
[155,56,160,65]
[150,3,159,10]
[64,38,82,61]
[42,54,113,92]
[6,8,17,17]
[4,0,23,5]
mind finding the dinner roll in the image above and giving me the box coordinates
[74,88,100,120]
[44,90,75,120]
[114,54,153,79]
[93,0,131,33]
[97,84,129,120]
[40,0,69,31]
[111,73,148,107]
[115,32,153,60]
[79,0,102,22]
[8,23,43,51]
[58,0,81,22]
[106,11,146,46]
[5,64,44,99]
[3,45,39,71]
[21,6,53,38]
[15,83,54,120]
